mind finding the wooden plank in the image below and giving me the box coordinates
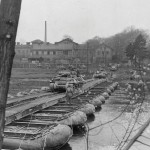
[6,78,94,108]
[82,79,106,91]
[7,92,54,108]
[123,117,150,150]
[5,79,104,125]
[5,94,65,125]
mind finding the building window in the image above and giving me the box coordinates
[63,51,68,55]
[68,51,72,56]
[36,51,38,55]
[47,51,50,55]
[53,51,56,55]
[44,51,47,55]
[57,51,60,55]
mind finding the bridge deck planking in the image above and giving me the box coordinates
[5,79,104,125]
[7,92,54,108]
[5,94,65,125]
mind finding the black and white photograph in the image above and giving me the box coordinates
[0,0,150,150]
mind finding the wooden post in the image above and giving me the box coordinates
[0,0,22,149]
[123,117,150,150]
[86,42,89,73]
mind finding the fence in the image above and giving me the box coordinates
[13,63,51,69]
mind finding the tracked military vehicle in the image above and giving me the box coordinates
[49,69,85,92]
[93,70,107,79]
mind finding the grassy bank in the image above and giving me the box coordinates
[9,68,56,96]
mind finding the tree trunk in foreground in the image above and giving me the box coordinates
[0,0,22,149]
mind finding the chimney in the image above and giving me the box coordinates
[44,21,47,43]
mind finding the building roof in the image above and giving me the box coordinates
[15,44,32,49]
[31,39,44,44]
[31,38,79,51]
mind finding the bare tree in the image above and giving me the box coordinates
[62,34,73,40]
[0,0,22,149]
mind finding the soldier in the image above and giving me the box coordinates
[76,69,80,77]
[66,84,74,104]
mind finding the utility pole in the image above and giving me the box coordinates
[86,42,89,73]
[0,1,22,149]
[104,47,107,68]
[123,117,150,150]
[102,50,105,67]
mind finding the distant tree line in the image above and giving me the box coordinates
[83,26,150,63]
[125,34,148,67]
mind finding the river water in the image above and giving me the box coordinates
[60,94,150,150]
[60,103,129,150]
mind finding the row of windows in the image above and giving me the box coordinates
[16,49,30,54]
[32,50,71,56]
[97,50,109,55]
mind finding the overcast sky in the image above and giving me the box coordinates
[16,0,150,43]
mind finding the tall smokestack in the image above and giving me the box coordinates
[44,21,47,43]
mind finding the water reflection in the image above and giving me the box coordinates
[59,104,128,150]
